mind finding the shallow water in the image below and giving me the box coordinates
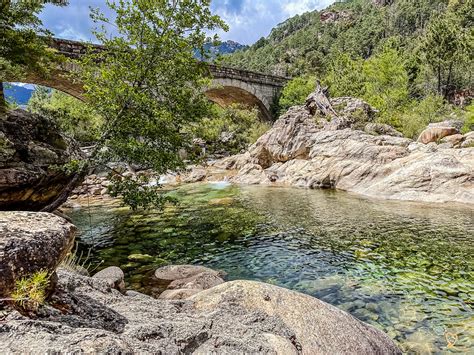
[67,183,474,353]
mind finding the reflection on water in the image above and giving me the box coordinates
[66,184,474,353]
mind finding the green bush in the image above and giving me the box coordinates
[11,270,50,313]
[461,103,474,134]
[190,104,270,155]
[28,87,103,143]
[394,95,452,139]
[278,75,316,114]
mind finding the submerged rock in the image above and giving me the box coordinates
[0,109,82,211]
[0,270,401,354]
[0,211,76,297]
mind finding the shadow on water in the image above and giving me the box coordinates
[66,183,474,353]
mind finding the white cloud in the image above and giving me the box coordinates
[39,0,337,46]
[212,0,336,44]
[11,83,36,90]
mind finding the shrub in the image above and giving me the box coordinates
[461,103,474,134]
[190,104,270,155]
[278,75,316,114]
[28,87,103,143]
[11,270,50,313]
[394,95,451,139]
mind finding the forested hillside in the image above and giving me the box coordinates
[223,0,473,138]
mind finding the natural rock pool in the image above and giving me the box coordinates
[67,183,473,353]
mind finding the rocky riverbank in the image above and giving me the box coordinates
[0,110,83,211]
[0,211,401,354]
[201,95,474,205]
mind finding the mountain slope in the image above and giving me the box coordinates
[222,0,450,77]
[195,40,247,61]
[4,84,35,106]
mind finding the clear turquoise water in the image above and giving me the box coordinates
[67,183,474,353]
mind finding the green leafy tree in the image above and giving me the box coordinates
[324,53,365,98]
[397,94,451,138]
[422,12,472,98]
[28,86,103,143]
[39,0,227,212]
[278,75,317,113]
[362,47,409,117]
[189,104,269,155]
[0,0,68,114]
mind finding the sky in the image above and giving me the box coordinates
[39,0,336,45]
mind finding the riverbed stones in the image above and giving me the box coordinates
[92,266,126,293]
[0,269,401,354]
[0,211,76,297]
[154,264,226,281]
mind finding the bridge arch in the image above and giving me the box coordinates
[21,66,85,101]
[11,38,289,119]
[205,78,275,121]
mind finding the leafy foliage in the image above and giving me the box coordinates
[278,76,317,113]
[34,0,228,211]
[11,270,50,313]
[224,0,473,136]
[28,87,103,143]
[189,104,270,155]
[0,0,67,112]
[395,95,452,138]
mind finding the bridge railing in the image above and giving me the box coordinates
[48,38,289,87]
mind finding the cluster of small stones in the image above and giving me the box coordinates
[69,174,112,200]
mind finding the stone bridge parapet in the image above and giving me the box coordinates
[30,38,290,120]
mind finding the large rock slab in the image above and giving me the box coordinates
[191,280,401,354]
[0,109,82,211]
[0,212,76,297]
[214,100,474,205]
[0,270,400,354]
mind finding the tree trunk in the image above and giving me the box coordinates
[40,167,89,212]
[437,64,442,96]
[305,81,338,117]
[0,82,6,117]
[444,62,453,100]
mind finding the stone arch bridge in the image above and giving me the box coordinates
[22,38,289,120]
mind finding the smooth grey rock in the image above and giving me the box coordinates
[428,119,464,131]
[154,264,226,282]
[365,123,403,137]
[158,288,201,300]
[167,272,225,290]
[461,131,474,148]
[191,280,400,354]
[417,126,459,144]
[0,270,401,354]
[93,266,126,293]
[0,212,76,297]
[183,168,207,183]
[214,98,474,205]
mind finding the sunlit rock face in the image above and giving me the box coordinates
[214,95,474,205]
[0,211,76,297]
[0,269,400,354]
[0,109,82,211]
